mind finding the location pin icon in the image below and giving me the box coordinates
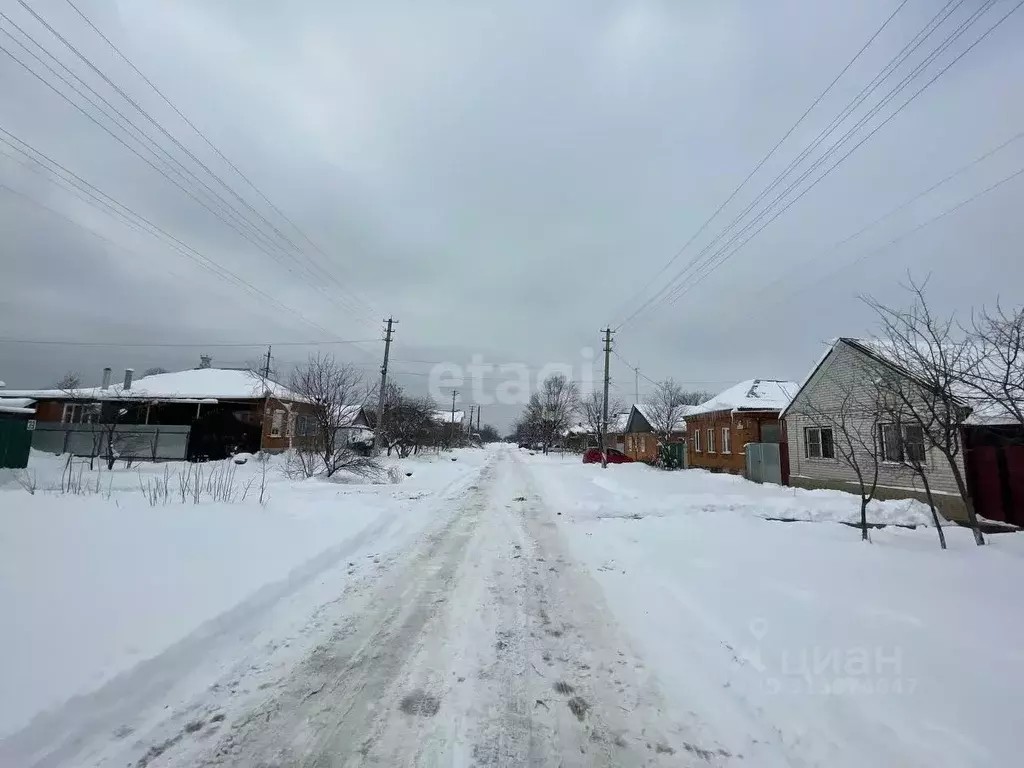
[749,618,768,641]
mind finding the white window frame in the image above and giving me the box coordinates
[722,427,731,454]
[706,427,715,454]
[62,402,97,424]
[270,409,285,438]
[694,429,701,453]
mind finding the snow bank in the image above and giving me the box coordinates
[0,448,489,738]
[526,452,1024,766]
[524,454,938,526]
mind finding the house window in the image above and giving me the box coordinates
[694,429,701,453]
[294,414,317,437]
[270,409,284,438]
[904,425,926,463]
[640,435,646,453]
[804,427,835,459]
[706,428,715,453]
[879,423,926,463]
[722,427,731,454]
[62,402,97,424]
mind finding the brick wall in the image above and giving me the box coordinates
[688,412,778,474]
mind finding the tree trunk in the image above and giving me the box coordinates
[943,452,984,545]
[860,496,870,542]
[919,472,947,550]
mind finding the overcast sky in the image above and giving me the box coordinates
[2,0,1023,429]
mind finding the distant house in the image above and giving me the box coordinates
[3,364,314,461]
[782,337,1024,525]
[687,379,797,475]
[622,404,689,462]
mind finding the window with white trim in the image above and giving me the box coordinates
[804,426,835,459]
[706,428,715,453]
[722,427,731,454]
[62,402,98,424]
[270,409,285,438]
[694,430,701,453]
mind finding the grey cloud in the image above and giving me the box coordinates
[2,0,1023,429]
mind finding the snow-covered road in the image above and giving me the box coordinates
[4,445,1022,767]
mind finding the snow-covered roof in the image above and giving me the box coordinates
[2,368,301,403]
[631,402,692,432]
[0,397,35,415]
[432,410,465,424]
[690,379,798,416]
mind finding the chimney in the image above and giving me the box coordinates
[101,367,112,390]
[123,368,134,390]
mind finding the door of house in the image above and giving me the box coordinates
[0,419,32,469]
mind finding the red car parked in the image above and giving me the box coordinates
[582,448,634,464]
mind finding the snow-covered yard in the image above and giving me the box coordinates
[0,448,487,740]
[525,451,1024,767]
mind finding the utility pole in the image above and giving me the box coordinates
[262,346,273,388]
[450,389,458,448]
[601,327,614,469]
[634,364,640,406]
[373,317,397,453]
[476,405,481,434]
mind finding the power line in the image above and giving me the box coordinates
[728,161,1024,329]
[659,0,1020,311]
[0,126,342,338]
[616,0,1020,329]
[719,126,1024,331]
[57,0,380,321]
[612,0,911,329]
[654,0,1001,311]
[0,337,380,348]
[0,18,375,328]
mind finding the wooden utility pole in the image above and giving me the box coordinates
[601,328,613,469]
[373,317,397,453]
[450,389,458,447]
[262,345,273,387]
[476,405,481,433]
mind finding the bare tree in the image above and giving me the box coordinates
[642,379,703,440]
[377,383,438,457]
[579,390,623,467]
[966,302,1024,427]
[289,353,377,478]
[865,277,984,545]
[55,371,82,390]
[523,373,580,454]
[141,367,170,378]
[790,370,886,542]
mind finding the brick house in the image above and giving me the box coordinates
[687,379,797,475]
[4,365,316,460]
[622,404,689,462]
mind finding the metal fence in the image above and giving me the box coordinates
[745,442,782,485]
[31,423,191,461]
[0,419,32,469]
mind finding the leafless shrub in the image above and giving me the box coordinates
[14,469,37,495]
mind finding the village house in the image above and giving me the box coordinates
[782,337,1024,526]
[622,403,689,462]
[2,363,319,461]
[687,379,798,475]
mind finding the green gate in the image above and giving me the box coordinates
[0,419,32,469]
